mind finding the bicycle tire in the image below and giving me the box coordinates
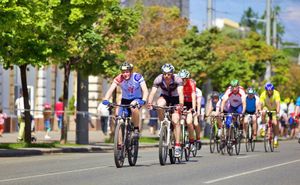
[159,125,168,165]
[169,131,176,164]
[235,128,241,155]
[209,126,216,153]
[269,125,274,152]
[128,125,139,166]
[227,127,234,156]
[114,119,126,168]
[192,143,197,157]
[245,124,250,152]
[251,138,255,152]
[264,125,269,152]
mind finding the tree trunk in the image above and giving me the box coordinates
[108,89,117,142]
[60,61,71,144]
[20,65,31,144]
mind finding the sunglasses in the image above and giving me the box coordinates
[163,73,172,76]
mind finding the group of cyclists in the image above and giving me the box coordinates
[101,61,300,166]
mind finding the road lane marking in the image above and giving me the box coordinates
[204,159,300,184]
[0,166,109,183]
[0,159,157,183]
[236,155,258,159]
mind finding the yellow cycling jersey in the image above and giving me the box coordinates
[260,90,280,110]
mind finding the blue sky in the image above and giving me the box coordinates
[189,0,300,45]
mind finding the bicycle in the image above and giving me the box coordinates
[209,115,220,154]
[224,113,242,156]
[263,110,277,152]
[110,104,139,168]
[153,105,178,165]
[179,107,197,161]
[245,114,256,152]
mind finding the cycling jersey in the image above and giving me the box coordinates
[260,90,280,110]
[114,72,144,100]
[223,86,246,108]
[153,74,183,97]
[246,95,259,114]
[183,79,196,102]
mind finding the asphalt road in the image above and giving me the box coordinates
[1,140,300,185]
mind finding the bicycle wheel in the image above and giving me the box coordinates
[251,137,256,152]
[235,128,241,155]
[219,127,226,155]
[192,143,197,157]
[169,131,176,164]
[159,125,168,165]
[114,119,126,168]
[245,124,250,152]
[209,126,216,153]
[250,124,255,152]
[227,127,234,156]
[128,125,139,166]
[264,125,269,152]
[269,125,274,152]
[184,131,190,161]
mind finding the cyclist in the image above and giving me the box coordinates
[206,91,222,137]
[147,63,184,157]
[177,69,202,151]
[244,87,260,140]
[220,79,246,130]
[259,82,280,148]
[294,96,300,142]
[102,62,149,138]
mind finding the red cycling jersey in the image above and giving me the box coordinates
[183,79,196,102]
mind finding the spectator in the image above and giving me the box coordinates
[97,102,110,135]
[0,107,7,137]
[148,106,158,135]
[55,97,64,130]
[15,89,31,141]
[43,103,52,139]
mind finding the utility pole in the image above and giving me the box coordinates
[264,0,272,81]
[207,0,213,29]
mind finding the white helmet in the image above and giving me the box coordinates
[178,69,190,78]
[120,62,133,71]
[161,63,175,73]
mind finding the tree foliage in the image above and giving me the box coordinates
[125,6,188,85]
[0,0,57,143]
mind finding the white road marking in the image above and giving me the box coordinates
[0,159,157,183]
[204,159,300,184]
[236,155,258,159]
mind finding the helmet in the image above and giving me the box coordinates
[177,69,190,78]
[161,63,175,73]
[120,62,133,71]
[230,79,239,87]
[265,82,274,91]
[211,91,220,98]
[247,87,255,94]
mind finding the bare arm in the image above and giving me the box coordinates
[140,81,149,102]
[177,86,184,105]
[103,82,118,100]
[147,86,158,104]
[192,91,196,111]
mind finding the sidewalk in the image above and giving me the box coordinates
[0,128,162,157]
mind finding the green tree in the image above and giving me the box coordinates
[49,0,141,143]
[176,27,216,86]
[126,6,188,85]
[0,0,55,144]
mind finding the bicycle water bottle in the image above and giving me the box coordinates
[225,115,232,129]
